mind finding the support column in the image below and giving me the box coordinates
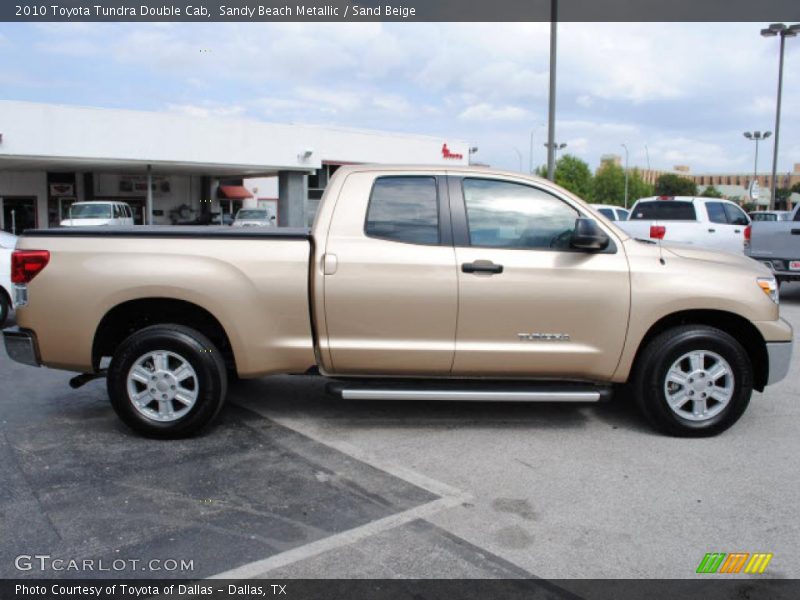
[146,164,154,225]
[278,171,307,228]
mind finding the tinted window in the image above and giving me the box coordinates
[631,201,696,220]
[462,178,578,250]
[723,203,749,226]
[365,177,439,245]
[752,213,776,221]
[616,209,630,221]
[597,207,616,220]
[706,202,727,224]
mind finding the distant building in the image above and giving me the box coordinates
[599,154,799,208]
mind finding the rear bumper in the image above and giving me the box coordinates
[3,326,41,367]
[766,341,792,386]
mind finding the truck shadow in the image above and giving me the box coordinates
[227,375,655,436]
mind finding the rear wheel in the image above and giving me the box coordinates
[633,325,753,437]
[107,324,227,438]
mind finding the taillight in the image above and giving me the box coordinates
[11,250,50,284]
[744,225,751,241]
[650,225,666,240]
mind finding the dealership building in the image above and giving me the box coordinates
[0,101,471,234]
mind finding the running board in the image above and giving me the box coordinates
[327,381,611,403]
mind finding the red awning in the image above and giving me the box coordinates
[218,185,253,200]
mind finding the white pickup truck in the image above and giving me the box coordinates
[617,196,750,254]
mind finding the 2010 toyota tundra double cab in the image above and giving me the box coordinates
[3,166,793,438]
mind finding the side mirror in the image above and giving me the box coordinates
[570,217,610,251]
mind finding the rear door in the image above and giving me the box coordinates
[449,175,630,380]
[321,171,458,375]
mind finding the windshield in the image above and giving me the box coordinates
[236,210,268,220]
[630,201,696,221]
[69,204,112,219]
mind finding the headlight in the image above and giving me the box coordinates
[757,277,779,304]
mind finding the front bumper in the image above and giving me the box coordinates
[3,326,41,367]
[766,341,792,386]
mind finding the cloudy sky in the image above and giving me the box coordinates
[1,22,798,173]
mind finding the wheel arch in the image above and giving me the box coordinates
[629,309,768,392]
[93,298,236,374]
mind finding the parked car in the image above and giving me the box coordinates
[592,204,630,221]
[749,210,791,222]
[60,201,134,227]
[4,166,791,439]
[745,203,800,285]
[0,232,17,327]
[233,209,275,227]
[617,196,750,254]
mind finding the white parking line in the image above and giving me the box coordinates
[210,494,467,579]
[211,401,472,579]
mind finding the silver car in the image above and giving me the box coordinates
[232,209,275,228]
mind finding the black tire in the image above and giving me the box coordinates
[0,290,9,328]
[633,325,753,437]
[107,324,227,438]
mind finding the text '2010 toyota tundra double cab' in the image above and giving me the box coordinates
[4,166,793,438]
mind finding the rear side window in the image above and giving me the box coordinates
[706,202,728,224]
[631,201,696,220]
[365,176,439,245]
[723,203,749,226]
[597,208,616,220]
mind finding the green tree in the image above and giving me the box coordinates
[627,168,654,203]
[700,185,723,198]
[655,173,698,196]
[553,154,593,199]
[592,162,625,205]
[791,182,800,195]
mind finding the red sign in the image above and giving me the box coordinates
[441,143,463,160]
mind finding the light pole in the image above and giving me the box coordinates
[743,131,771,202]
[513,148,523,172]
[761,23,799,210]
[468,146,479,165]
[546,0,558,181]
[621,144,629,209]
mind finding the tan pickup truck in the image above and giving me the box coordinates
[3,166,793,438]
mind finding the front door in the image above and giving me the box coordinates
[322,172,458,375]
[450,176,630,381]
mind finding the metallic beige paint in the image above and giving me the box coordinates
[15,236,316,376]
[14,165,791,385]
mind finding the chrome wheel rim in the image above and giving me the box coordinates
[126,350,198,422]
[664,350,734,422]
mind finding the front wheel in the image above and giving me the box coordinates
[107,324,228,438]
[633,325,753,437]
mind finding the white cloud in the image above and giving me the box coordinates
[459,103,531,122]
[166,103,246,118]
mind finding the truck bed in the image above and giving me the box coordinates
[23,226,311,240]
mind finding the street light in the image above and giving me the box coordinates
[743,131,771,202]
[544,142,567,155]
[621,144,629,209]
[761,22,799,209]
[513,148,523,172]
[468,146,479,165]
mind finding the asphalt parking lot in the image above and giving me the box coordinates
[1,285,798,584]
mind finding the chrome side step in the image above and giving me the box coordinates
[337,388,604,402]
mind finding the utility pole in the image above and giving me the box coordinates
[546,0,558,181]
[621,144,629,209]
